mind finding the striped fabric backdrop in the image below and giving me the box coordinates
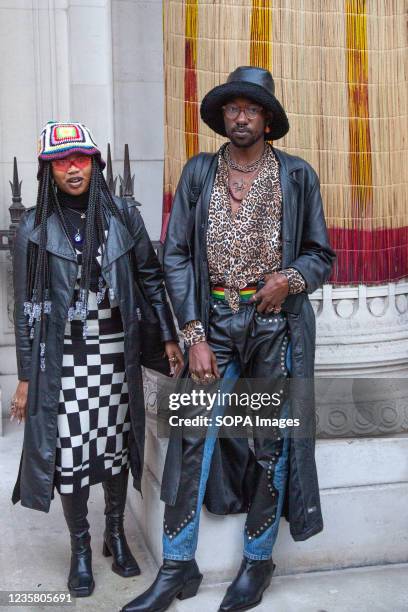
[162,0,408,285]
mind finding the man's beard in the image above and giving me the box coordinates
[228,128,264,148]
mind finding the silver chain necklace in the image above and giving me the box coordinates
[224,144,267,173]
[64,205,87,220]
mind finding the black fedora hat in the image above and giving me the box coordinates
[200,66,289,141]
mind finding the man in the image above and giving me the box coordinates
[122,66,335,612]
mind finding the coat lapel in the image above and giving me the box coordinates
[274,148,302,269]
[198,154,219,225]
[101,213,135,272]
[29,212,77,261]
[28,209,135,270]
[197,155,218,331]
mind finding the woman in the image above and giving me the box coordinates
[10,121,183,597]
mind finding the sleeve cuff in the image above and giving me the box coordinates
[17,366,31,381]
[280,268,306,294]
[153,304,178,343]
[182,320,206,348]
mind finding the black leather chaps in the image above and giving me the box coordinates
[163,299,290,541]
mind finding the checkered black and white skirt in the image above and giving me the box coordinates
[54,287,131,495]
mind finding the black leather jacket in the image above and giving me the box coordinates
[161,147,336,542]
[12,196,177,512]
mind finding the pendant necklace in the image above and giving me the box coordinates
[65,206,87,220]
[224,143,267,203]
[228,168,258,202]
[63,210,86,245]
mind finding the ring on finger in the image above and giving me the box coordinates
[203,373,216,384]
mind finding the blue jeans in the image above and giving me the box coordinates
[163,346,291,561]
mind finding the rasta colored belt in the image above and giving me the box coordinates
[211,285,257,302]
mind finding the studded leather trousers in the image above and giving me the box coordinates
[163,298,290,561]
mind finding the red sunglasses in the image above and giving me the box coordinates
[51,155,92,171]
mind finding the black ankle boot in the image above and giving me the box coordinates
[218,558,275,611]
[120,559,203,612]
[102,471,140,577]
[60,490,95,598]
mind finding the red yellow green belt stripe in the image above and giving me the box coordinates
[211,286,257,301]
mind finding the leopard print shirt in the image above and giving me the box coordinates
[182,143,305,347]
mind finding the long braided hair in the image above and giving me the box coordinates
[25,157,120,371]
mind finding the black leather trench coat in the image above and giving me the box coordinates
[161,147,336,542]
[12,197,176,512]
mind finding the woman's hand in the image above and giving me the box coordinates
[164,341,184,377]
[10,381,29,424]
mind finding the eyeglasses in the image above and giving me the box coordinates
[51,155,91,171]
[222,104,264,120]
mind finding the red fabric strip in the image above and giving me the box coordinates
[329,226,408,284]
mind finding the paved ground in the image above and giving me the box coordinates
[1,419,408,612]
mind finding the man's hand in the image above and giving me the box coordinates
[164,341,184,377]
[189,341,220,382]
[250,272,289,313]
[10,380,28,424]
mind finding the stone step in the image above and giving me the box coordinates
[129,417,408,578]
[129,465,408,580]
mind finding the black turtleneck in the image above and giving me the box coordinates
[58,188,101,291]
[58,189,89,252]
[57,188,89,211]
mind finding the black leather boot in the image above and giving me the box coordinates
[120,559,203,612]
[60,489,95,598]
[218,558,275,611]
[102,470,140,577]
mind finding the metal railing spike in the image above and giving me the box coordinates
[106,143,117,196]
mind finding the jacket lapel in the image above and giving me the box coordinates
[101,213,135,272]
[28,212,77,261]
[28,209,135,270]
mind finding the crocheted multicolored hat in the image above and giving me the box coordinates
[37,121,106,169]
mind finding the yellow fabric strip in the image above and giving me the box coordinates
[250,0,272,72]
[184,0,199,159]
[345,0,373,218]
